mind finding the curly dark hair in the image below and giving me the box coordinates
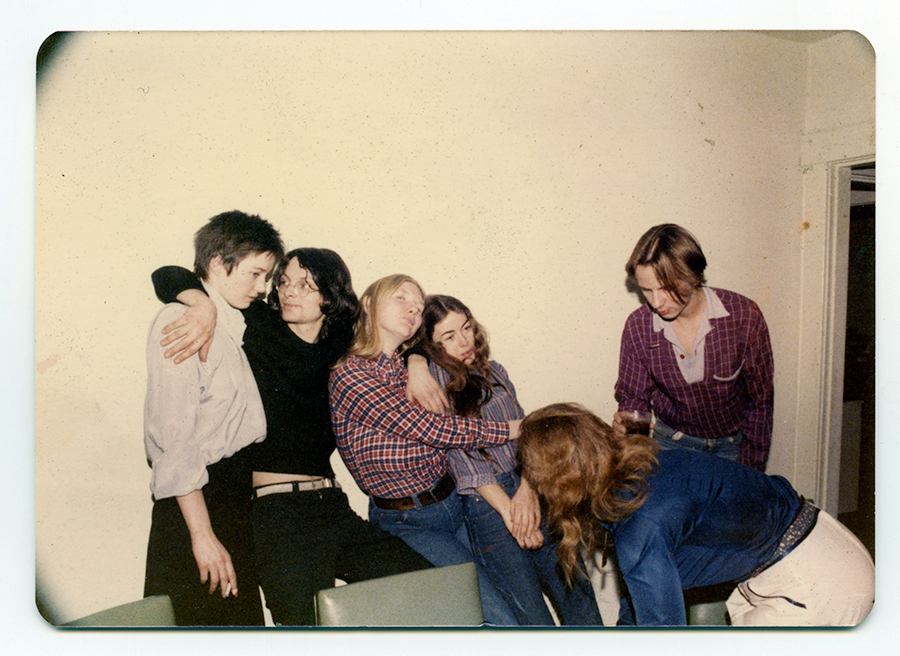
[267,248,359,343]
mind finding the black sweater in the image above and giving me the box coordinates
[152,266,352,477]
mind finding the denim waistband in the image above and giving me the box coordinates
[653,418,741,445]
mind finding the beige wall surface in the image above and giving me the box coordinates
[35,31,874,623]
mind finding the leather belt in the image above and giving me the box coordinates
[370,473,455,511]
[252,478,340,499]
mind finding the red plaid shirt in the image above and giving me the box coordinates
[615,287,774,471]
[329,353,511,498]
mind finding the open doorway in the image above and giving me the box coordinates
[837,163,875,559]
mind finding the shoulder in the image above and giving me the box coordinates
[710,288,767,326]
[325,323,355,360]
[148,303,188,339]
[489,360,511,379]
[242,299,279,326]
[711,287,760,312]
[332,354,377,381]
[428,361,451,381]
[625,304,653,325]
[622,305,653,339]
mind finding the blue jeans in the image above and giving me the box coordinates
[369,489,518,625]
[653,419,742,461]
[462,472,603,626]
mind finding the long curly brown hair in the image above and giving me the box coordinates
[421,295,496,418]
[517,403,659,583]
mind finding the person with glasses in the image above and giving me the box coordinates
[151,249,433,626]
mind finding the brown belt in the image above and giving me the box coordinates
[370,473,456,511]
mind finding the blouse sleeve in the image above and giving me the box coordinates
[613,517,687,626]
[329,358,509,451]
[143,304,210,499]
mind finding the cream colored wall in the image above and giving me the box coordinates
[793,32,876,509]
[35,31,868,623]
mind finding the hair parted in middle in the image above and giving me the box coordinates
[517,402,658,583]
[625,223,707,304]
[420,294,497,418]
[345,273,425,361]
[267,247,359,343]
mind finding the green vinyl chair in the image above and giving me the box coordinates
[687,600,729,626]
[315,562,484,627]
[62,595,176,627]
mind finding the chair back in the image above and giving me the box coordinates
[62,595,176,627]
[315,562,483,626]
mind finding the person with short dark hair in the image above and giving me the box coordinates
[614,223,774,471]
[518,403,874,626]
[151,250,434,626]
[143,210,283,625]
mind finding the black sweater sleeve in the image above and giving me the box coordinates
[151,266,205,304]
[401,341,429,366]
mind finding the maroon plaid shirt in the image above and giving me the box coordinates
[615,287,774,471]
[329,353,510,498]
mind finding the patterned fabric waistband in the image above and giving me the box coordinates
[747,498,820,580]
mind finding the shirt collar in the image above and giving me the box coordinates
[651,286,730,350]
[202,280,248,345]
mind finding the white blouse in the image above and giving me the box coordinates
[143,282,266,499]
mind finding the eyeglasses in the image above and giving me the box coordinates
[278,278,319,298]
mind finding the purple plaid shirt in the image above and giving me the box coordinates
[329,353,511,498]
[429,361,525,495]
[615,287,774,471]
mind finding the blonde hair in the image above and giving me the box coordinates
[345,274,425,361]
[517,403,658,583]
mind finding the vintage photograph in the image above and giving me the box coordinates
[33,26,876,635]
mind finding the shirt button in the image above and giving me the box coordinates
[680,354,685,359]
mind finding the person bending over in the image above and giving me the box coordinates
[518,403,874,626]
[614,223,774,471]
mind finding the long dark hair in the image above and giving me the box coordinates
[420,295,498,418]
[267,248,359,343]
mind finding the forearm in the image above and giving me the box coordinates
[738,406,772,471]
[176,489,215,541]
[152,265,204,304]
[615,332,654,414]
[331,366,509,450]
[474,483,512,519]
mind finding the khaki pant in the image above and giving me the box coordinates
[726,510,874,626]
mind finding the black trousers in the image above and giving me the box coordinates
[144,454,264,626]
[251,487,433,625]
